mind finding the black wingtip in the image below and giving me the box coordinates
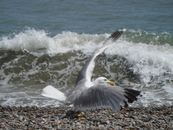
[124,88,141,103]
[110,28,126,41]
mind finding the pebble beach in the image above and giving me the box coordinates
[1,105,173,130]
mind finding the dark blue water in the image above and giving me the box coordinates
[0,0,173,107]
[1,0,173,36]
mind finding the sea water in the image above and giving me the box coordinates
[0,0,173,107]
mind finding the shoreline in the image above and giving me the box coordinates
[1,105,173,129]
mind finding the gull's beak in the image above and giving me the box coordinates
[107,81,115,86]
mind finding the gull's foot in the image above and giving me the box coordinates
[60,110,86,119]
[74,111,86,120]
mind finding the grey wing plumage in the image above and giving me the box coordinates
[73,85,128,111]
[73,85,141,111]
[75,29,125,85]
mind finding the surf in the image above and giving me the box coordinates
[0,28,173,107]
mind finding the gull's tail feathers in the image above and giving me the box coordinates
[42,85,66,102]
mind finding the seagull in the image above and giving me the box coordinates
[42,29,141,113]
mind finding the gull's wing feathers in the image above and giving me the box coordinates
[73,85,129,111]
[75,29,125,85]
[124,88,141,103]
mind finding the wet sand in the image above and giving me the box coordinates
[1,105,173,129]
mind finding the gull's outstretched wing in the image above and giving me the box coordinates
[75,29,125,85]
[73,85,140,111]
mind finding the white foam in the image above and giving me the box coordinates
[0,91,62,107]
[105,41,173,83]
[0,28,51,51]
[0,28,109,56]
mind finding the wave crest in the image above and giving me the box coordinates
[0,28,110,55]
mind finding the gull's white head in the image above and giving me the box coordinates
[93,77,115,86]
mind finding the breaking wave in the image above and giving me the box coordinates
[0,28,173,107]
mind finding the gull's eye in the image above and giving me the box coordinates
[104,79,107,81]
